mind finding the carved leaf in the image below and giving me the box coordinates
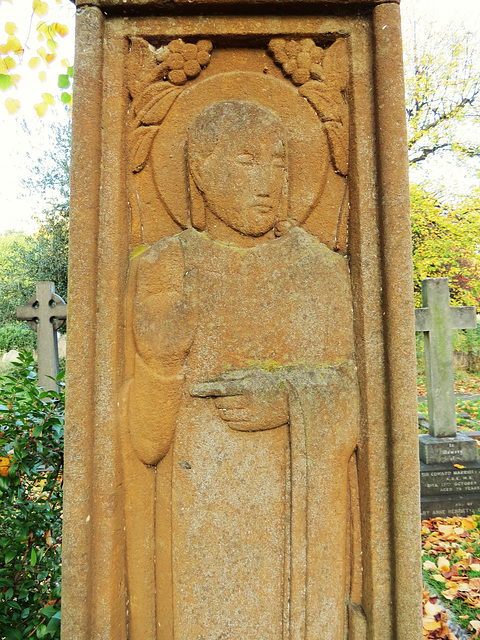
[299,83,341,122]
[136,86,182,126]
[325,121,349,176]
[133,81,174,117]
[322,38,349,92]
[126,38,158,101]
[130,126,159,173]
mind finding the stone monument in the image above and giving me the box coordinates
[16,281,67,392]
[63,1,422,638]
[416,277,479,518]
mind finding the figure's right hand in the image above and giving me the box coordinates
[133,239,197,371]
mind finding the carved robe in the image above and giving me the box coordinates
[122,226,360,640]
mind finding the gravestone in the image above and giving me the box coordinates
[415,277,478,518]
[63,1,423,638]
[16,281,67,392]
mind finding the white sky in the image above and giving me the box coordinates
[0,0,479,234]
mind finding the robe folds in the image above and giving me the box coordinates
[122,226,362,640]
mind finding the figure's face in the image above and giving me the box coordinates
[193,124,286,237]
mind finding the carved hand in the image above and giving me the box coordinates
[191,369,289,432]
[134,240,197,372]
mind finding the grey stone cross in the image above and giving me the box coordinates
[16,281,67,392]
[415,277,477,438]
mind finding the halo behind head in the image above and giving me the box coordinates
[150,71,329,233]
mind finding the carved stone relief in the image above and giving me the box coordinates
[121,35,363,640]
[125,36,350,252]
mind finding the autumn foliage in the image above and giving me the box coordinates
[423,516,480,638]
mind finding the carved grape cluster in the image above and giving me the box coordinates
[268,38,325,86]
[155,39,213,86]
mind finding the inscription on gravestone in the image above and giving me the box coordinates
[415,277,478,518]
[16,281,67,392]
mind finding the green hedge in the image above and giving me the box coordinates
[0,351,63,640]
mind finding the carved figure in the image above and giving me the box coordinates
[122,100,362,639]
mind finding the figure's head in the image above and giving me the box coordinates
[187,101,288,238]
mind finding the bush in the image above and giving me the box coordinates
[0,324,36,354]
[0,351,63,640]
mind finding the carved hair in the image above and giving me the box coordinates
[186,100,290,233]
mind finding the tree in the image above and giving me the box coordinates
[410,184,480,310]
[0,119,70,350]
[403,9,480,167]
[0,0,74,115]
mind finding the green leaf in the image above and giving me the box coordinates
[5,587,13,600]
[5,549,16,564]
[30,547,37,567]
[60,92,71,104]
[0,74,12,90]
[67,66,74,77]
[36,624,48,639]
[46,616,60,633]
[39,605,57,618]
[57,74,69,89]
[32,424,43,437]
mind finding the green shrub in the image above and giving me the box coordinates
[0,351,63,640]
[0,324,36,353]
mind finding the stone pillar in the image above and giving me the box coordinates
[63,1,422,638]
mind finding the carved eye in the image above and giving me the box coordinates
[236,153,255,165]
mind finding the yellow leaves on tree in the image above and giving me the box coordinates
[0,0,72,113]
[33,0,48,17]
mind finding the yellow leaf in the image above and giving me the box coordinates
[423,617,441,631]
[55,23,68,37]
[423,560,437,570]
[4,56,15,70]
[425,601,443,616]
[454,464,465,469]
[470,620,480,631]
[61,58,70,67]
[432,574,446,582]
[471,563,480,572]
[5,97,19,114]
[9,74,19,86]
[437,557,450,572]
[38,71,46,82]
[4,35,23,55]
[462,518,477,530]
[45,53,55,63]
[28,57,40,69]
[454,527,465,535]
[34,101,47,116]
[42,92,54,105]
[0,59,6,74]
[5,22,17,35]
[37,46,47,59]
[33,0,48,17]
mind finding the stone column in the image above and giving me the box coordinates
[63,1,422,638]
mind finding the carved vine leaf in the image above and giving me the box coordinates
[269,37,350,176]
[127,38,213,177]
[130,127,159,174]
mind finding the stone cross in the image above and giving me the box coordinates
[16,281,67,392]
[415,277,477,438]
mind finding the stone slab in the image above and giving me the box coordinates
[420,460,480,497]
[419,433,478,464]
[421,493,480,521]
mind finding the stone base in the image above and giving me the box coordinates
[421,493,480,520]
[420,459,480,519]
[419,433,478,464]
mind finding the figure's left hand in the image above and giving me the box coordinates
[190,369,288,432]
